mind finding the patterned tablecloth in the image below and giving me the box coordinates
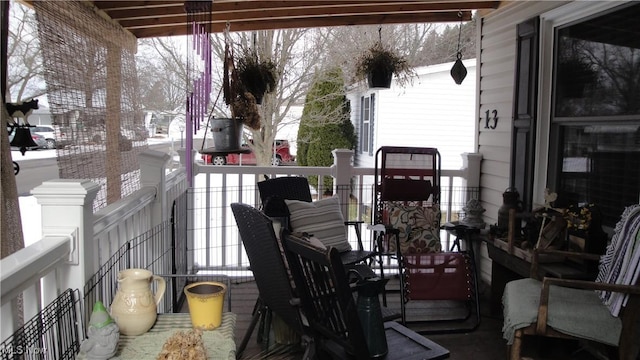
[79,312,237,360]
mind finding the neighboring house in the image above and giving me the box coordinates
[145,110,180,135]
[347,59,477,171]
[476,2,639,281]
[27,102,53,126]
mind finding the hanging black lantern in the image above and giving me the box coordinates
[9,125,38,155]
[451,52,468,85]
[451,11,467,85]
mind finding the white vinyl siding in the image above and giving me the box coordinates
[476,1,566,284]
[478,1,564,226]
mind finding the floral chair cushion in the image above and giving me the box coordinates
[387,203,442,254]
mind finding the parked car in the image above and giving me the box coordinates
[202,139,295,166]
[30,125,56,149]
[30,125,72,149]
[9,129,47,151]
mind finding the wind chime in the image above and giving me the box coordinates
[185,0,213,184]
[450,11,468,85]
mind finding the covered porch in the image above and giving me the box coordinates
[1,150,490,357]
[2,1,640,359]
[1,146,613,359]
[1,151,601,359]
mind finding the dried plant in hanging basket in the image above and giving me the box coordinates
[231,91,261,130]
[355,42,415,89]
[235,49,278,105]
[222,45,278,130]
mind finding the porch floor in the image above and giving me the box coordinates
[223,278,608,360]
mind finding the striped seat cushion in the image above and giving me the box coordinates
[285,197,352,252]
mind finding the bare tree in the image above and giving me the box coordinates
[135,22,475,165]
[137,37,188,112]
[208,28,330,166]
[5,1,45,103]
[138,29,329,165]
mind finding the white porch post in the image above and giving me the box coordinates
[31,180,100,300]
[177,148,187,167]
[139,150,171,228]
[460,152,484,260]
[332,149,354,220]
[177,148,197,173]
[462,152,483,189]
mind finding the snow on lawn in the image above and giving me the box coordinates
[16,134,176,245]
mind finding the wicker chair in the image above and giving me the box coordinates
[231,203,311,358]
[281,231,450,360]
[257,176,376,269]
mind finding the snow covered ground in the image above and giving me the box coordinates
[15,134,176,246]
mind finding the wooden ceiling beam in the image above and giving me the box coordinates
[117,7,475,27]
[87,0,501,38]
[104,1,496,22]
[91,1,183,11]
[128,11,473,38]
[94,0,497,12]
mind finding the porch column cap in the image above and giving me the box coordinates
[31,180,100,206]
[139,149,171,166]
[462,152,483,160]
[332,149,353,158]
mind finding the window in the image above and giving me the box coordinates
[549,2,640,228]
[360,94,375,155]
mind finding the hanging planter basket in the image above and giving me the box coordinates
[355,40,414,90]
[367,66,393,89]
[236,50,278,105]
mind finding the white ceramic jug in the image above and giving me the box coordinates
[110,268,166,336]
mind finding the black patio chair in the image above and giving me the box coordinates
[257,177,400,321]
[281,231,450,360]
[231,203,313,358]
[257,176,376,270]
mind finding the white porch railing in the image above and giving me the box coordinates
[0,150,186,341]
[0,148,481,345]
[188,150,482,275]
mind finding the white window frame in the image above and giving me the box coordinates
[533,1,629,206]
[360,94,374,154]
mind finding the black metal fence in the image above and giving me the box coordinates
[83,190,230,325]
[0,289,81,360]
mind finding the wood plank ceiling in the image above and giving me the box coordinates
[89,0,502,38]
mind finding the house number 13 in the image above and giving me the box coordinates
[484,109,498,129]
